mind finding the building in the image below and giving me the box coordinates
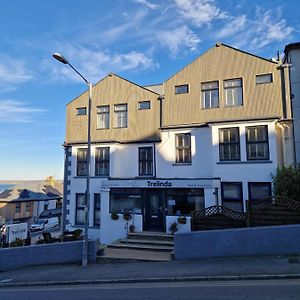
[0,177,63,225]
[64,43,295,244]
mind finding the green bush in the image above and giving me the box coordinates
[273,165,300,201]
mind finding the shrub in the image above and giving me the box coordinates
[273,165,300,201]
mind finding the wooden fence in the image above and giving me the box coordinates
[192,197,300,231]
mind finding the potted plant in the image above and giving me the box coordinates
[169,222,178,234]
[177,216,187,224]
[123,212,132,221]
[111,212,119,220]
[129,224,135,233]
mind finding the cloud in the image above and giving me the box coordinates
[220,7,294,51]
[0,54,34,91]
[132,0,159,10]
[249,8,293,49]
[174,0,227,27]
[0,100,46,123]
[46,45,159,83]
[159,26,201,57]
[216,15,246,39]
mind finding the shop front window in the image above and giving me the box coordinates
[167,189,204,215]
[110,188,142,214]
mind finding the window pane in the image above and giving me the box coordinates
[94,194,101,226]
[246,126,269,160]
[175,134,191,164]
[222,183,243,212]
[77,149,87,176]
[138,101,151,110]
[114,104,127,128]
[224,79,243,107]
[95,147,109,176]
[201,81,219,109]
[219,128,240,160]
[224,79,242,88]
[76,107,86,115]
[167,189,204,215]
[97,106,109,129]
[110,193,142,214]
[201,81,218,90]
[175,84,188,94]
[256,74,272,84]
[249,183,271,201]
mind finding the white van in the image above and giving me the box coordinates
[30,217,59,232]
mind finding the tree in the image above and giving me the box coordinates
[273,165,300,201]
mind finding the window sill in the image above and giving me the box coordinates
[136,175,155,178]
[217,160,272,164]
[201,106,219,110]
[172,163,192,166]
[74,176,87,178]
[91,175,109,178]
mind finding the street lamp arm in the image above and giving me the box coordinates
[53,52,90,85]
[67,62,90,86]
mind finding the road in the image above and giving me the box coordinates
[1,279,300,300]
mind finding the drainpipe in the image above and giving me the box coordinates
[62,143,69,233]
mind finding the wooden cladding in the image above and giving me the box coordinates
[66,44,288,144]
[163,44,283,126]
[66,74,161,144]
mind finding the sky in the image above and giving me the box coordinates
[0,0,299,180]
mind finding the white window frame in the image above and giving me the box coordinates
[201,81,219,109]
[97,105,110,129]
[114,104,128,128]
[224,78,243,107]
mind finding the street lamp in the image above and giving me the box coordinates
[53,53,92,267]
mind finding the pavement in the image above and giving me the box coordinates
[0,255,300,287]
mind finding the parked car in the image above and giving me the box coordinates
[30,217,59,232]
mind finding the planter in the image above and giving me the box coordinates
[111,212,119,220]
[123,212,132,221]
[177,216,187,224]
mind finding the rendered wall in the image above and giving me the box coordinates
[174,224,300,260]
[0,240,98,271]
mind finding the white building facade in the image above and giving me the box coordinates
[64,43,295,244]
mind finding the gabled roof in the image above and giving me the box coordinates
[0,180,63,203]
[67,73,160,106]
[165,42,278,83]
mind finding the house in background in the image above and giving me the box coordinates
[63,43,296,244]
[0,177,63,225]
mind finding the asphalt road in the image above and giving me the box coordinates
[1,279,300,300]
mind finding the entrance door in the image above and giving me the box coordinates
[144,189,164,231]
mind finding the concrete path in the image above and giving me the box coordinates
[0,255,300,287]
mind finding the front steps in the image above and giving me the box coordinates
[98,232,174,262]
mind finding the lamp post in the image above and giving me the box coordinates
[53,53,92,267]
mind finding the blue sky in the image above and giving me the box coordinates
[0,0,299,180]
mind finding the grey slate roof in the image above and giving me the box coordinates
[0,180,63,203]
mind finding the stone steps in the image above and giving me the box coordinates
[98,231,174,262]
